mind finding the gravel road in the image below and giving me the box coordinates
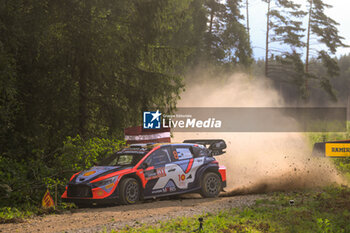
[0,194,265,233]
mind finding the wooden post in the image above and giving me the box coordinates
[55,183,58,207]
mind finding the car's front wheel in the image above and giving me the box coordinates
[119,178,140,205]
[200,172,222,198]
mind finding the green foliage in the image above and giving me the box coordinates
[117,187,350,233]
[317,218,333,233]
[202,0,252,66]
[0,207,32,224]
[0,0,252,210]
[57,135,124,173]
[263,0,309,100]
[273,51,309,100]
[0,135,124,209]
[269,0,306,48]
[261,0,346,102]
[303,0,347,102]
[310,0,347,54]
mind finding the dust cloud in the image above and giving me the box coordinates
[173,73,347,195]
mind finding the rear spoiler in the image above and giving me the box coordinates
[183,139,226,156]
[312,139,350,157]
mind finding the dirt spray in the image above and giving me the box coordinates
[173,73,347,195]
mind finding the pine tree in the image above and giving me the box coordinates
[305,0,347,98]
[203,0,252,66]
[263,0,306,77]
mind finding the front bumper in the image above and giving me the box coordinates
[62,196,119,205]
[61,183,120,203]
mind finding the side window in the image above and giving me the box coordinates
[173,147,193,160]
[192,146,209,157]
[145,148,171,166]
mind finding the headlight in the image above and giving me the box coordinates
[92,176,118,188]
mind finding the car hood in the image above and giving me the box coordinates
[73,166,131,184]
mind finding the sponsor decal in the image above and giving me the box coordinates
[97,190,105,196]
[179,174,186,181]
[163,186,176,193]
[145,168,167,180]
[157,167,166,176]
[325,143,350,157]
[83,171,96,176]
[151,189,163,194]
[163,180,176,193]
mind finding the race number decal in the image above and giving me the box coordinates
[173,150,179,160]
[178,174,186,181]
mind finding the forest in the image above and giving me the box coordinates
[0,0,349,210]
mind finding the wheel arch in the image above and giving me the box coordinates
[119,173,144,198]
[196,164,222,186]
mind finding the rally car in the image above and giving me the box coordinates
[61,139,227,206]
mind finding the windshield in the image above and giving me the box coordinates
[98,152,145,166]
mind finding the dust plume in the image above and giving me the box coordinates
[173,73,347,195]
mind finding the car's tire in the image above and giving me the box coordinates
[200,172,222,198]
[119,178,140,205]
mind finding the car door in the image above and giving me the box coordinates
[142,146,172,196]
[160,145,204,191]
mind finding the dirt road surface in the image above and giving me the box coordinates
[0,194,264,233]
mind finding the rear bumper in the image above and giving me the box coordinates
[218,165,227,188]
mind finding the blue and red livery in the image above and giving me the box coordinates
[61,139,227,206]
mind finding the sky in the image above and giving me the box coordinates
[248,0,350,59]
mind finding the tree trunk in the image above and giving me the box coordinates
[246,0,250,45]
[78,61,88,136]
[305,0,313,91]
[265,0,271,77]
[78,0,91,137]
[209,8,214,34]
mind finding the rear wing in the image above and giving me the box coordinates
[183,139,227,156]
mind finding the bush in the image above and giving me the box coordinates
[0,135,125,209]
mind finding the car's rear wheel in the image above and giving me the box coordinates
[119,178,140,205]
[200,172,222,198]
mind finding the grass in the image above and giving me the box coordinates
[2,128,350,229]
[113,186,350,233]
[0,202,75,224]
